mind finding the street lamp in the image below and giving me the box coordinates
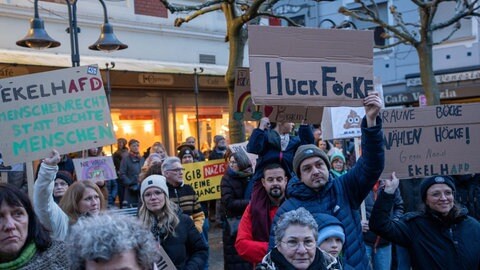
[16,0,127,67]
[193,67,204,152]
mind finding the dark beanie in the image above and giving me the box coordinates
[178,148,194,159]
[420,175,456,202]
[293,144,330,176]
[55,170,74,186]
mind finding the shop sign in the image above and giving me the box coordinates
[384,88,457,105]
[199,76,226,87]
[138,73,174,86]
[0,65,30,78]
[406,69,480,87]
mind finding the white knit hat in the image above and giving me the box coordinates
[140,175,169,199]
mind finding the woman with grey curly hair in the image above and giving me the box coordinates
[256,207,338,270]
[68,213,161,270]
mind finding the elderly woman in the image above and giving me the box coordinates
[139,174,208,269]
[68,213,160,270]
[52,170,74,203]
[34,149,106,240]
[370,173,480,269]
[221,150,253,269]
[0,183,70,269]
[256,207,336,270]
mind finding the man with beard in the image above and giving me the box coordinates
[268,91,385,270]
[235,163,287,267]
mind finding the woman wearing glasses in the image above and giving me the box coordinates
[139,174,208,269]
[256,208,337,270]
[221,150,253,269]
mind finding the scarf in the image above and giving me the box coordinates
[0,242,36,270]
[268,247,328,270]
[251,180,272,242]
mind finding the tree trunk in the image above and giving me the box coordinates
[226,24,247,144]
[416,41,441,105]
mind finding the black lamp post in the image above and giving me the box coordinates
[193,67,204,152]
[16,0,127,67]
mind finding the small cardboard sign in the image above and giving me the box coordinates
[248,26,374,107]
[0,65,116,165]
[157,244,176,270]
[228,141,258,171]
[381,103,480,179]
[182,159,226,202]
[233,67,323,124]
[73,156,117,181]
[321,107,366,140]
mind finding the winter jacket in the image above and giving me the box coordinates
[370,191,480,270]
[363,181,404,247]
[154,213,208,270]
[119,153,144,206]
[268,117,384,270]
[256,248,337,270]
[236,204,279,265]
[1,241,71,270]
[167,183,205,232]
[220,166,252,270]
[33,163,70,241]
[245,125,313,198]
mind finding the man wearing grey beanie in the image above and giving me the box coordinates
[268,91,385,270]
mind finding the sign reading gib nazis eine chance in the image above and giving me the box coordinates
[0,65,116,165]
[248,25,374,107]
[381,103,480,179]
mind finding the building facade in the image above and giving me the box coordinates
[272,0,480,107]
[0,0,231,155]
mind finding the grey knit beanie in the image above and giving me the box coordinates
[293,144,330,176]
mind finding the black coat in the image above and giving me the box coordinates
[220,167,252,270]
[160,213,208,270]
[370,191,480,270]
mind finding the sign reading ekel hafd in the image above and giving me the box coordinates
[248,25,374,107]
[381,103,480,179]
[0,65,116,165]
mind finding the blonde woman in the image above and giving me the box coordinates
[34,149,106,240]
[139,175,208,269]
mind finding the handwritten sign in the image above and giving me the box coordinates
[248,26,374,107]
[0,65,116,165]
[321,107,366,140]
[183,159,226,202]
[228,141,258,172]
[73,156,117,181]
[233,67,323,123]
[381,103,480,179]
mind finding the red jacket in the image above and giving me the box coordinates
[235,204,279,265]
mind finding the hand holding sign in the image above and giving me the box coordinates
[363,91,382,127]
[43,149,61,166]
[259,117,270,130]
[383,172,399,195]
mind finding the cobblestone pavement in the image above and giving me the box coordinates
[208,222,224,270]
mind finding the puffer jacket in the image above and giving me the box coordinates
[370,191,480,270]
[269,117,384,270]
[245,125,313,198]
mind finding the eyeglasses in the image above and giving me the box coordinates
[167,168,185,173]
[144,190,164,199]
[280,239,316,250]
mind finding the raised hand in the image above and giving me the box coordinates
[363,91,382,127]
[259,117,270,130]
[43,149,61,166]
[383,172,399,194]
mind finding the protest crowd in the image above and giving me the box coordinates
[2,90,480,270]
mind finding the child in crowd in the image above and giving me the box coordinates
[317,214,353,270]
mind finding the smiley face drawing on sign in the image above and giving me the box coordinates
[343,110,362,129]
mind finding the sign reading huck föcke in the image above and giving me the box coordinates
[0,65,116,165]
[248,25,374,107]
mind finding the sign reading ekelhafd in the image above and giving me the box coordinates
[381,103,480,179]
[248,25,374,107]
[0,65,116,165]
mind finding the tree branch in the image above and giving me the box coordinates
[431,0,480,31]
[375,38,409,49]
[256,12,303,26]
[173,4,222,27]
[159,0,224,13]
[432,21,461,45]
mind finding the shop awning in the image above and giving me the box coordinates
[0,49,228,76]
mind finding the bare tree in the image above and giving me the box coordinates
[340,0,480,105]
[158,0,309,143]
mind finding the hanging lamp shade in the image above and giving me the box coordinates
[16,17,60,49]
[89,23,127,52]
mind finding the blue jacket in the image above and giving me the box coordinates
[246,125,313,198]
[269,117,384,270]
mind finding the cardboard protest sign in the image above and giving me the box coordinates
[73,156,117,181]
[0,65,116,165]
[248,25,373,107]
[321,107,365,140]
[182,159,226,202]
[233,67,323,123]
[228,141,258,171]
[381,103,480,179]
[156,245,176,270]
